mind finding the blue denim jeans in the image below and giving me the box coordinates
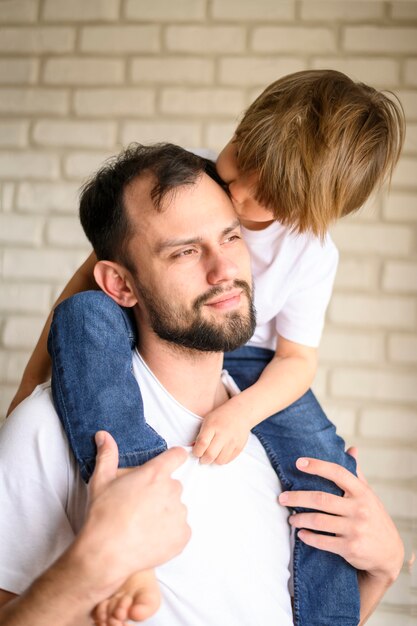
[48,290,360,626]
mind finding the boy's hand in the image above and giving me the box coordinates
[193,404,251,465]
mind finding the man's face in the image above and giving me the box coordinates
[124,172,256,353]
[216,140,274,225]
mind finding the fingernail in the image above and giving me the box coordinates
[95,431,105,448]
[279,492,288,503]
[296,458,309,468]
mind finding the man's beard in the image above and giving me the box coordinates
[136,278,256,353]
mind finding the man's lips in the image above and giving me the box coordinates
[204,290,243,309]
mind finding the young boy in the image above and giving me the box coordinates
[9,70,404,626]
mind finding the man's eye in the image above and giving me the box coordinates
[173,248,196,258]
[224,234,241,243]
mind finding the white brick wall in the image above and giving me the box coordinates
[0,2,415,622]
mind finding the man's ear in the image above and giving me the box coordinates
[93,260,138,307]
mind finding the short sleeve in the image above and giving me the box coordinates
[0,385,83,595]
[275,236,339,347]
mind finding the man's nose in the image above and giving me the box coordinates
[206,251,238,285]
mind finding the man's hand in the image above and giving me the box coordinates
[278,449,404,583]
[193,402,251,465]
[77,432,191,596]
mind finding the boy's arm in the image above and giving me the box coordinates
[7,252,97,416]
[194,335,317,464]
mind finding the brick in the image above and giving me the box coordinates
[43,58,124,86]
[0,386,16,420]
[251,27,335,53]
[80,26,159,54]
[403,123,417,154]
[391,1,417,20]
[320,330,385,365]
[0,89,68,115]
[219,57,305,86]
[311,365,328,398]
[0,350,31,384]
[165,26,245,54]
[2,316,46,349]
[125,0,205,20]
[205,122,236,152]
[46,217,90,248]
[43,0,120,21]
[383,261,417,293]
[360,408,417,440]
[331,367,417,403]
[321,403,357,438]
[1,184,15,212]
[301,1,384,21]
[383,192,417,221]
[3,249,85,281]
[130,57,214,85]
[0,122,29,147]
[343,27,417,54]
[160,88,244,116]
[0,1,38,23]
[33,121,116,149]
[212,0,294,20]
[373,485,415,520]
[64,151,113,179]
[405,60,417,87]
[17,182,79,213]
[0,59,38,84]
[388,334,417,365]
[358,446,416,480]
[392,157,417,189]
[334,258,379,291]
[330,223,413,256]
[311,57,399,87]
[0,152,59,180]
[0,283,51,314]
[0,215,43,245]
[329,294,416,330]
[0,27,75,54]
[396,90,417,121]
[120,121,202,147]
[74,89,154,117]
[383,572,414,606]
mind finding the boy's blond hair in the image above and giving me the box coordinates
[234,69,405,238]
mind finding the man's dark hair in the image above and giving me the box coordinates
[79,143,226,263]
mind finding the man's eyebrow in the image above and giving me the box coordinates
[155,218,241,254]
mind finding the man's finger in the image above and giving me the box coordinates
[279,489,348,516]
[346,446,368,485]
[295,457,363,496]
[89,430,119,498]
[143,446,189,478]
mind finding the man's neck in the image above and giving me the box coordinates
[136,329,228,417]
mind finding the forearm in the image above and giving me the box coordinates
[231,353,316,429]
[358,571,395,625]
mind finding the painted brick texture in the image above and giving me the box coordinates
[0,3,415,623]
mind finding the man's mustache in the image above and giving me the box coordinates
[193,280,252,311]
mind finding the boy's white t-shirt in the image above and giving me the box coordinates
[0,355,293,626]
[242,220,339,350]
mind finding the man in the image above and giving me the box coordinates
[0,144,403,625]
[0,433,190,626]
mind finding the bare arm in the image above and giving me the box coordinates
[194,335,317,464]
[0,433,190,625]
[278,450,404,625]
[7,252,97,416]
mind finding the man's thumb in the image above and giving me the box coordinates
[89,430,119,498]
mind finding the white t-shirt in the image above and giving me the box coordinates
[0,353,293,625]
[243,221,338,350]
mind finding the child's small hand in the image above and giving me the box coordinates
[193,404,251,465]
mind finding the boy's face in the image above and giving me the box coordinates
[216,140,274,227]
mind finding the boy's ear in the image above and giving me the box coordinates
[93,260,138,307]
